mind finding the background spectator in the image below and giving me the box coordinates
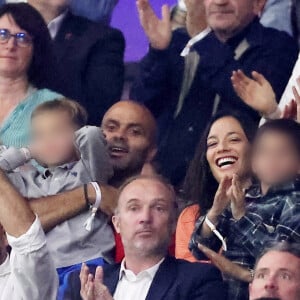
[27,0,125,125]
[0,3,62,148]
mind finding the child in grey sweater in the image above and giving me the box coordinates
[0,99,115,293]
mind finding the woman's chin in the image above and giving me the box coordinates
[214,165,238,181]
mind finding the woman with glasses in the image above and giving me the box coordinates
[0,3,63,148]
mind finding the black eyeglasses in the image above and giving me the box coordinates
[0,29,33,48]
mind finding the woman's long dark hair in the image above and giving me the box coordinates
[183,110,257,216]
[0,3,59,89]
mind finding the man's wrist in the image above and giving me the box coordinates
[84,183,97,207]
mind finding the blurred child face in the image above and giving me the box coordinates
[31,110,77,167]
[252,131,300,187]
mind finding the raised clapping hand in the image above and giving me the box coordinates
[282,77,300,123]
[208,175,245,223]
[80,264,113,300]
[207,176,232,223]
[136,0,172,50]
[231,70,278,117]
[228,174,246,220]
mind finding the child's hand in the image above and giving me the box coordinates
[28,143,39,160]
[229,174,246,220]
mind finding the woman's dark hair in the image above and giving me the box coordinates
[0,3,59,89]
[254,119,300,156]
[183,110,257,216]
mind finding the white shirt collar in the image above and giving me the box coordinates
[181,27,212,57]
[119,258,165,281]
[48,10,68,39]
[0,255,10,277]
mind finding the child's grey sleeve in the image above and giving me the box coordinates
[74,126,113,183]
[0,147,31,172]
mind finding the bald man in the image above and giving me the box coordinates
[102,100,158,188]
[61,101,159,299]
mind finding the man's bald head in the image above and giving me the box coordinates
[103,101,157,145]
[102,101,158,184]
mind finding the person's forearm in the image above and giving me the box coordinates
[0,170,35,237]
[29,188,87,232]
[29,184,118,232]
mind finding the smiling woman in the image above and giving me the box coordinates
[175,110,257,300]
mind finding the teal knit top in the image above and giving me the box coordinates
[0,88,63,148]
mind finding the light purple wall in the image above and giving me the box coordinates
[111,0,176,62]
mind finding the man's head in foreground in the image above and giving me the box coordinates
[249,242,300,300]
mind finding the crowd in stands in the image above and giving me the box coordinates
[0,0,299,300]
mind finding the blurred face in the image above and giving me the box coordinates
[250,251,300,300]
[203,0,265,40]
[31,110,77,167]
[102,102,157,177]
[206,116,252,183]
[112,178,175,257]
[0,14,33,79]
[252,131,300,188]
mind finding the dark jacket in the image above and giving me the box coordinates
[131,18,298,185]
[64,256,227,300]
[53,12,125,125]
